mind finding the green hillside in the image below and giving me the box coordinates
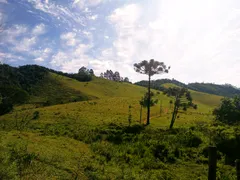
[1,65,238,179]
[162,83,222,107]
[54,73,146,99]
[135,79,240,97]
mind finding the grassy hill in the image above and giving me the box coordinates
[161,83,222,107]
[1,64,238,179]
[135,79,240,97]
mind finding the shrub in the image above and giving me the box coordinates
[32,111,40,120]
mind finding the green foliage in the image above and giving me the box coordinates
[213,95,240,125]
[140,91,158,108]
[164,87,197,129]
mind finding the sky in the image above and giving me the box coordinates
[0,0,240,86]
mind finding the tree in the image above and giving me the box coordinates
[213,95,240,125]
[89,69,94,76]
[164,87,197,129]
[77,66,92,81]
[78,66,87,74]
[113,71,121,81]
[139,91,158,124]
[104,70,114,80]
[134,59,170,125]
[102,70,123,81]
[124,77,129,83]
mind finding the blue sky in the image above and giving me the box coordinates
[0,0,240,86]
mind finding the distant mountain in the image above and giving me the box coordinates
[135,79,240,98]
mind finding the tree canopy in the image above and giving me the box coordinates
[213,95,240,125]
[134,59,170,76]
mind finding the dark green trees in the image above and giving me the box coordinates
[164,87,196,129]
[134,59,170,125]
[213,95,240,124]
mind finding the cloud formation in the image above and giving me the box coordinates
[2,0,240,86]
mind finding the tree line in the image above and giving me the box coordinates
[100,70,130,83]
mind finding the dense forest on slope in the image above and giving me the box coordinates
[135,79,240,97]
[0,64,93,109]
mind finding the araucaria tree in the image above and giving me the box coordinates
[164,87,197,129]
[134,59,170,125]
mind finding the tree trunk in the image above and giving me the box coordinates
[170,96,178,129]
[146,74,151,125]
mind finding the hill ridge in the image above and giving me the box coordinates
[135,78,240,97]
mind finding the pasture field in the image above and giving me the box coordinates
[0,75,237,179]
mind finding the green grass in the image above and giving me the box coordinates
[1,75,235,179]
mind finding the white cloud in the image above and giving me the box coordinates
[32,48,52,62]
[13,37,37,52]
[0,52,24,63]
[60,32,77,46]
[99,0,240,86]
[34,57,44,62]
[32,23,46,36]
[73,0,103,9]
[88,14,98,20]
[0,23,50,63]
[51,51,69,67]
[26,0,86,28]
[50,43,92,70]
[1,25,28,44]
[0,0,7,3]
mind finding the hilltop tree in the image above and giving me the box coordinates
[139,91,158,124]
[134,59,170,125]
[164,87,196,129]
[104,70,114,80]
[78,66,87,74]
[113,71,121,81]
[101,70,125,82]
[89,69,94,76]
[124,77,130,83]
[77,66,93,81]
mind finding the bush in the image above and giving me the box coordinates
[32,111,40,120]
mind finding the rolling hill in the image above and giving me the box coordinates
[135,79,240,97]
[1,64,236,179]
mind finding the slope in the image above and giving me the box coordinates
[135,79,240,97]
[0,69,230,179]
[161,83,222,107]
[53,73,147,98]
